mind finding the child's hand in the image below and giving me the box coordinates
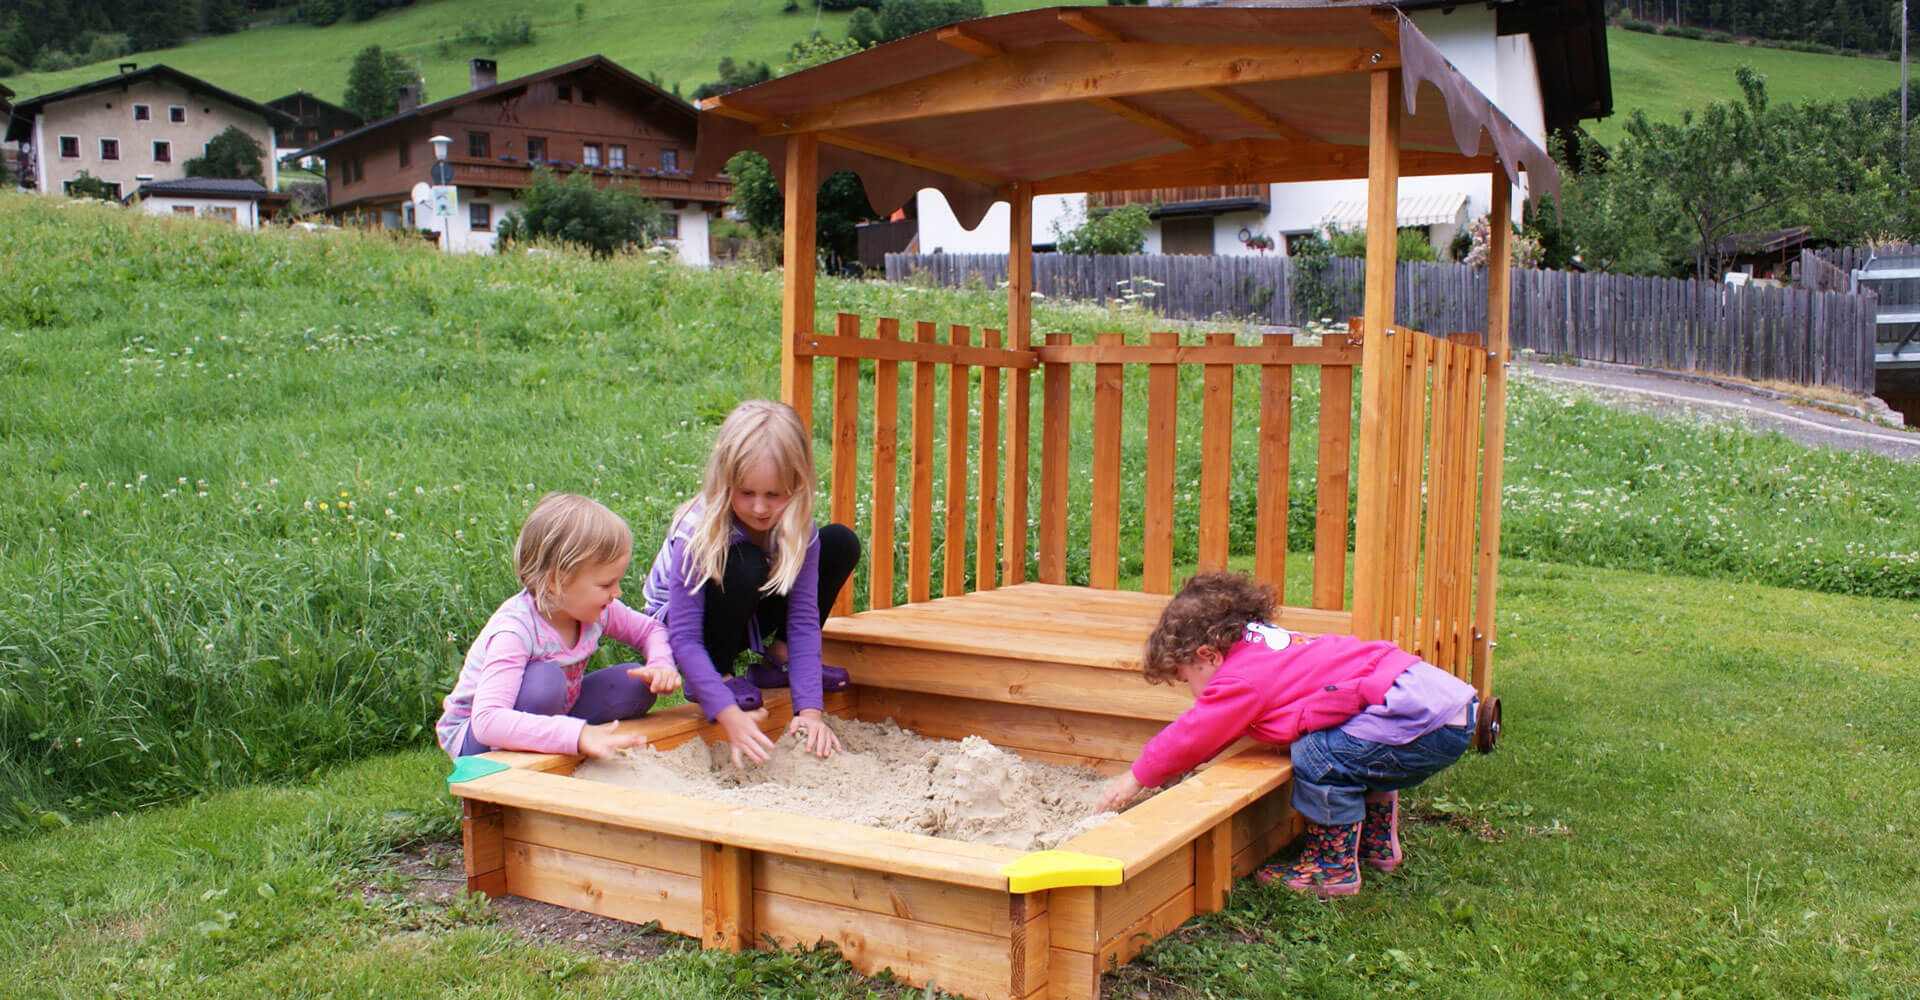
[787,709,840,758]
[1095,771,1144,813]
[716,705,775,768]
[577,721,647,760]
[628,662,682,694]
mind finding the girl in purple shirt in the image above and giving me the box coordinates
[642,401,860,768]
[1096,571,1477,898]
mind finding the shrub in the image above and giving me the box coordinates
[495,167,665,258]
[64,171,118,200]
[184,126,267,183]
[1053,201,1151,256]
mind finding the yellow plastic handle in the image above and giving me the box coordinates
[1000,850,1125,892]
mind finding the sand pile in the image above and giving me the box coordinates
[570,718,1120,850]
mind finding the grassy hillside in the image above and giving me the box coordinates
[0,0,1092,111]
[1589,26,1908,145]
[2,6,1906,146]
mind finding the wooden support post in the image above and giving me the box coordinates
[1197,331,1236,570]
[1194,819,1234,914]
[1255,331,1293,597]
[831,313,861,617]
[701,841,753,951]
[1142,331,1180,595]
[1090,332,1125,589]
[1004,183,1035,588]
[1350,68,1401,640]
[978,327,1003,593]
[1313,362,1353,610]
[462,799,506,897]
[944,325,972,597]
[781,134,819,430]
[910,321,938,604]
[1009,892,1051,1000]
[870,317,901,610]
[1038,332,1072,585]
[1473,172,1513,700]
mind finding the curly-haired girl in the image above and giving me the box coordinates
[1095,571,1477,898]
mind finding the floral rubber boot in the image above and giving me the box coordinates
[1257,821,1362,897]
[1360,792,1402,873]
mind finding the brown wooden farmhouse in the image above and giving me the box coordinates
[295,55,730,263]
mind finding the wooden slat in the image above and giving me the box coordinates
[1089,332,1126,588]
[1033,341,1360,366]
[1197,331,1235,569]
[1255,330,1293,595]
[505,839,702,935]
[781,134,818,430]
[1391,332,1433,646]
[945,324,972,597]
[1417,344,1455,665]
[756,891,1016,1000]
[461,767,1022,889]
[826,644,1193,721]
[1049,887,1197,998]
[1038,333,1072,584]
[1004,182,1034,588]
[909,321,938,604]
[978,327,1003,592]
[1062,745,1291,874]
[800,332,1036,370]
[703,841,754,950]
[463,799,505,896]
[869,317,901,610]
[1313,362,1353,610]
[1229,786,1301,877]
[756,852,1017,937]
[1194,819,1234,913]
[504,809,701,876]
[830,313,861,618]
[855,688,1163,766]
[1350,68,1401,640]
[1474,172,1513,699]
[1010,894,1051,1000]
[1141,331,1180,594]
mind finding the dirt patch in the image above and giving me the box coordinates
[571,717,1119,851]
[358,839,691,963]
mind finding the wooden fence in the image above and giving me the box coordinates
[886,252,1879,393]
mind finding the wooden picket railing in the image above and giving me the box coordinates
[792,311,1503,688]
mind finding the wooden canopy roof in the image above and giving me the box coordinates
[695,3,1559,227]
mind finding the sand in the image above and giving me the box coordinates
[570,718,1123,851]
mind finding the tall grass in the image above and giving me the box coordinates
[2,194,1916,826]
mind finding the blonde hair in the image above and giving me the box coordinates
[515,493,633,617]
[677,400,816,596]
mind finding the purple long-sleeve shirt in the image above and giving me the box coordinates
[642,503,825,720]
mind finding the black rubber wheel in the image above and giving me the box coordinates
[1475,696,1502,754]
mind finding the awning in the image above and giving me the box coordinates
[1320,192,1469,231]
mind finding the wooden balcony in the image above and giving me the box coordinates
[1090,184,1269,216]
[442,157,732,204]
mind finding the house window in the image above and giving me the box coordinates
[200,206,238,223]
[169,106,186,123]
[582,143,601,168]
[398,143,410,169]
[556,84,572,102]
[469,202,492,231]
[100,138,120,160]
[658,212,679,240]
[526,135,546,162]
[608,145,625,169]
[153,141,171,163]
[467,132,489,159]
[660,149,678,172]
[59,136,80,158]
[579,87,595,105]
[403,203,416,227]
[134,104,151,121]
[172,205,196,215]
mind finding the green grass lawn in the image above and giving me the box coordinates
[0,0,1097,108]
[1,194,1916,997]
[1589,27,1908,146]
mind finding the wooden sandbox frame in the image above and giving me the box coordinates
[452,6,1550,998]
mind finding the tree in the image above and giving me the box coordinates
[495,167,665,258]
[1053,201,1151,255]
[202,0,243,34]
[724,150,885,272]
[184,126,267,182]
[342,44,423,122]
[65,171,118,200]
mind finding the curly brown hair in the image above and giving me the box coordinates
[1142,571,1277,684]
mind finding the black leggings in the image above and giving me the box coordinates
[700,523,860,674]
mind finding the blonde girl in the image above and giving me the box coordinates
[436,493,681,760]
[641,401,861,767]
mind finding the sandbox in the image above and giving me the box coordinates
[448,598,1301,1000]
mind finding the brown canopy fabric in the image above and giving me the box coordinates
[695,3,1558,228]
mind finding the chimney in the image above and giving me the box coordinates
[396,84,420,114]
[470,58,498,92]
[118,62,138,74]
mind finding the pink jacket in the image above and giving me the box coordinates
[1131,623,1417,788]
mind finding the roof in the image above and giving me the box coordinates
[1386,0,1612,132]
[267,91,365,124]
[131,177,283,200]
[5,64,296,144]
[1322,191,1468,230]
[291,54,695,160]
[695,4,1563,229]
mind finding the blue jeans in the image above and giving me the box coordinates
[1288,711,1474,826]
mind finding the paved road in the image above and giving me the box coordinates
[1512,359,1920,463]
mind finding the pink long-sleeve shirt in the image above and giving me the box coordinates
[435,590,672,758]
[1130,622,1419,789]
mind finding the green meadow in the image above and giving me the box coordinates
[1,195,1916,997]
